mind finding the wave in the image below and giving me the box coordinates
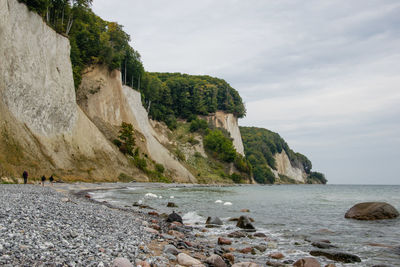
[182,211,205,225]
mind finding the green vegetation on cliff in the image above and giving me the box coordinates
[240,127,326,184]
[140,73,246,129]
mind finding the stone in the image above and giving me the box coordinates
[253,245,266,252]
[167,202,178,207]
[324,264,336,267]
[222,253,235,264]
[269,252,284,259]
[144,227,159,234]
[137,261,150,267]
[177,253,202,266]
[206,216,223,226]
[164,244,179,255]
[239,247,252,254]
[265,261,285,267]
[150,224,161,230]
[205,254,227,267]
[112,257,133,267]
[148,211,159,216]
[228,231,247,238]
[231,262,261,267]
[293,257,321,267]
[345,202,399,220]
[311,242,337,249]
[310,250,361,263]
[168,230,185,239]
[236,216,255,231]
[218,237,232,245]
[240,209,250,212]
[167,211,183,223]
[229,217,239,222]
[253,232,267,238]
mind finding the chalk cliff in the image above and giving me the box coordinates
[0,0,143,181]
[273,151,307,183]
[207,111,245,156]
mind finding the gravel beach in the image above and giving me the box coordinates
[0,184,154,267]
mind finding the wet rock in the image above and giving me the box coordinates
[293,257,321,267]
[229,217,239,222]
[345,202,399,220]
[148,211,159,216]
[311,242,337,249]
[168,230,185,239]
[310,250,361,263]
[372,265,396,267]
[144,227,159,234]
[253,232,267,238]
[166,211,183,223]
[206,216,223,226]
[228,231,247,238]
[112,257,133,267]
[239,247,252,254]
[214,246,225,256]
[163,244,179,255]
[232,262,261,267]
[167,202,178,207]
[324,264,337,267]
[236,216,255,231]
[222,253,235,264]
[218,237,232,245]
[240,209,250,212]
[177,253,202,266]
[205,254,227,267]
[269,252,284,259]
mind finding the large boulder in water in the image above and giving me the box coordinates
[206,216,223,226]
[236,216,255,231]
[345,202,399,220]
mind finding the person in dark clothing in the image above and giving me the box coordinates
[41,175,46,186]
[49,175,54,186]
[22,171,28,184]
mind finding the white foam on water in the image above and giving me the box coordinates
[182,211,205,225]
[126,187,137,191]
[170,196,175,199]
[215,200,223,203]
[158,196,162,199]
[223,201,232,206]
[145,193,158,198]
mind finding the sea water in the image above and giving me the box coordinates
[90,184,400,266]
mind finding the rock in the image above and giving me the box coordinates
[253,232,267,238]
[293,257,321,267]
[136,261,150,267]
[168,230,185,239]
[240,209,250,212]
[229,217,239,222]
[150,224,161,230]
[164,244,179,255]
[265,261,285,267]
[167,202,178,207]
[167,211,183,223]
[239,247,252,254]
[206,216,223,226]
[311,242,337,249]
[324,264,336,267]
[177,253,202,266]
[148,211,159,216]
[236,216,255,231]
[228,231,247,238]
[345,202,399,220]
[231,262,261,267]
[222,253,235,264]
[269,252,284,259]
[205,254,227,267]
[253,245,266,252]
[310,250,361,263]
[218,237,232,245]
[144,227,159,234]
[112,257,133,267]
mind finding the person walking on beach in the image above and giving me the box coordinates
[49,175,54,186]
[41,175,46,186]
[22,171,28,184]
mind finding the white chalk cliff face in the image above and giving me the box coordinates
[273,151,307,183]
[207,111,245,156]
[0,0,136,180]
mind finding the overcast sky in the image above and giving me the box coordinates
[92,0,400,184]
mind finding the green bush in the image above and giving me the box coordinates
[189,118,208,133]
[204,129,236,162]
[155,163,165,174]
[230,173,242,183]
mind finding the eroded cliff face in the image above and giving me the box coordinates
[273,151,307,183]
[0,0,142,181]
[207,111,245,156]
[78,65,196,182]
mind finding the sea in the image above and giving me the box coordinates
[90,184,400,266]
